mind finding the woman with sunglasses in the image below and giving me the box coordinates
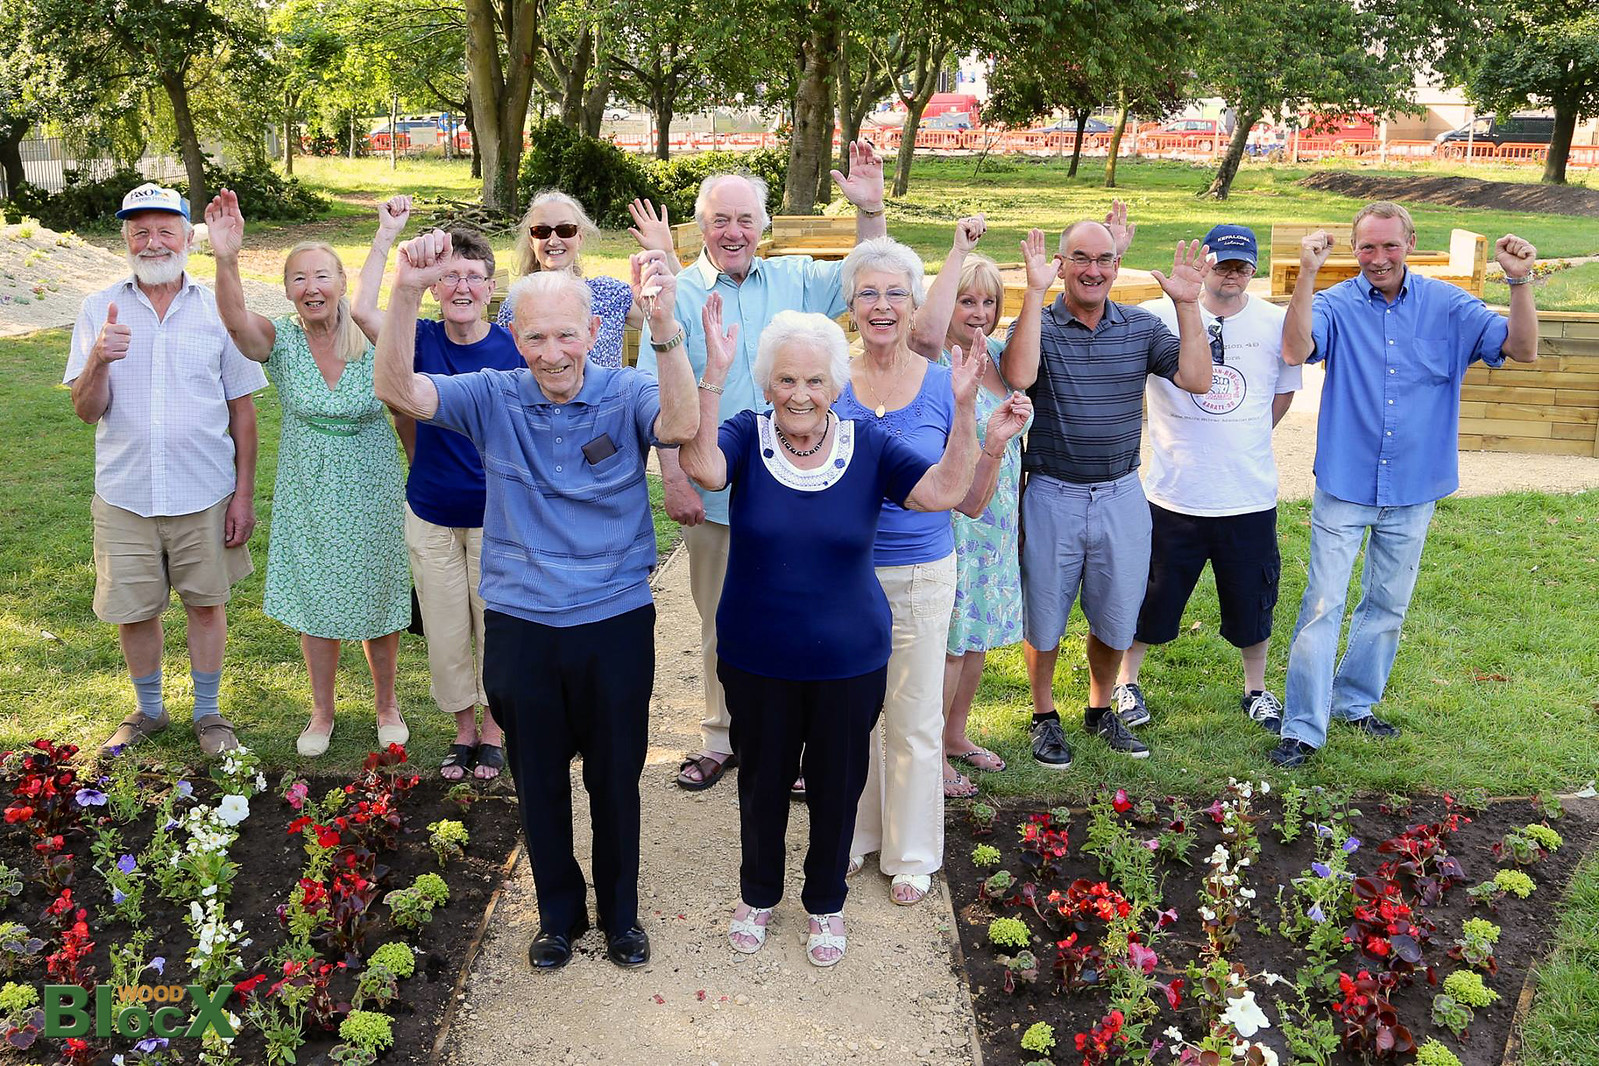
[496,191,645,368]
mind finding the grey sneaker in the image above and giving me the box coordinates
[1090,707,1150,759]
[194,714,240,757]
[1241,691,1284,734]
[102,708,169,755]
[1029,716,1073,770]
[1113,682,1151,727]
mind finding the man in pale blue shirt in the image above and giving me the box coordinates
[635,142,890,792]
[1270,202,1540,767]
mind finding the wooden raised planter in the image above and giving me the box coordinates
[1269,223,1488,298]
[1459,311,1599,457]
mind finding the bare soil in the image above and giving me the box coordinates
[1298,173,1599,220]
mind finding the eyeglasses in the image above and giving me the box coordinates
[1212,261,1254,278]
[1064,253,1120,270]
[852,288,912,305]
[441,273,489,289]
[1208,318,1226,365]
[529,223,580,239]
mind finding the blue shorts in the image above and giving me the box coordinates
[1019,471,1152,652]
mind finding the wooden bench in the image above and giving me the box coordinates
[1459,312,1599,456]
[1269,223,1486,298]
[671,215,860,266]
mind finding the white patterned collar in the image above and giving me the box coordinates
[756,412,856,492]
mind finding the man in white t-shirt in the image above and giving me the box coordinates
[1115,224,1301,732]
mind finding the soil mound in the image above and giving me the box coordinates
[1300,171,1599,218]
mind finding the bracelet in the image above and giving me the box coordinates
[1504,274,1534,286]
[857,205,886,219]
[697,380,724,394]
[982,448,1005,461]
[649,328,686,353]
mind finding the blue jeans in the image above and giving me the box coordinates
[1282,488,1436,749]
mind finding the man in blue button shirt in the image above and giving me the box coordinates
[1270,202,1539,768]
[376,230,698,971]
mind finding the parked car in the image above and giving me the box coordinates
[898,92,982,119]
[1436,113,1556,147]
[922,110,973,131]
[1156,118,1222,150]
[603,106,631,121]
[1037,117,1112,134]
[1298,112,1377,143]
[368,120,437,150]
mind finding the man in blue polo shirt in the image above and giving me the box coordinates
[376,230,698,971]
[1270,202,1539,768]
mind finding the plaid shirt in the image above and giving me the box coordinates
[65,275,267,517]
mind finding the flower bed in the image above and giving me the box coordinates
[0,740,519,1065]
[944,785,1596,1066]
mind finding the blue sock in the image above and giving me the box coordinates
[132,671,164,719]
[191,668,221,721]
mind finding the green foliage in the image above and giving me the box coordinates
[368,942,415,980]
[972,844,1002,868]
[988,917,1031,949]
[1443,970,1499,1008]
[427,819,469,867]
[1274,782,1309,844]
[1494,869,1536,898]
[643,149,787,223]
[1523,824,1563,852]
[1430,993,1474,1037]
[181,160,327,222]
[2,169,148,229]
[414,872,449,906]
[337,1009,394,1054]
[518,119,661,228]
[1020,1021,1056,1054]
[1415,1039,1464,1066]
[0,980,37,1016]
[1461,918,1501,945]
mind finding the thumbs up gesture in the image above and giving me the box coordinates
[95,303,131,365]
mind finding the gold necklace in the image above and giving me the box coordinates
[860,358,909,418]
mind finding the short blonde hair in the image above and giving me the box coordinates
[513,190,600,277]
[753,311,852,396]
[957,253,1005,334]
[1351,201,1415,243]
[283,242,366,363]
[840,237,927,308]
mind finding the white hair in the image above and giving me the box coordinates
[840,237,927,307]
[753,311,853,396]
[505,271,593,329]
[694,173,771,233]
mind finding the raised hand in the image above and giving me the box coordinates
[376,195,412,239]
[953,214,986,255]
[949,342,987,409]
[627,198,674,256]
[395,229,454,292]
[831,139,885,210]
[1300,229,1334,273]
[985,392,1033,448]
[1495,234,1536,279]
[95,302,131,364]
[1021,228,1054,292]
[1104,200,1136,257]
[630,250,677,320]
[700,292,739,381]
[203,189,246,261]
[1151,241,1212,304]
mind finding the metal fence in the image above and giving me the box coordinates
[0,137,187,199]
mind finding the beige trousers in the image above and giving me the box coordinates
[851,553,957,876]
[404,504,487,713]
[683,521,733,755]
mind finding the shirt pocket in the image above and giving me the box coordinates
[1413,339,1458,385]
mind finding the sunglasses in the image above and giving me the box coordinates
[1208,319,1226,365]
[529,223,580,239]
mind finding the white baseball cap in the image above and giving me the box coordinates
[117,182,190,221]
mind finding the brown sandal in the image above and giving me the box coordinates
[675,751,735,791]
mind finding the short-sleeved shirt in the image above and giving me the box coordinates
[1020,296,1180,484]
[64,276,268,517]
[714,410,931,680]
[424,364,663,627]
[1139,295,1302,516]
[495,274,633,369]
[637,251,847,524]
[407,319,525,528]
[1309,271,1509,507]
[835,361,955,567]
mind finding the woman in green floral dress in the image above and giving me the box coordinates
[205,189,411,757]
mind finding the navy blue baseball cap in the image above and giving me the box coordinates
[1202,224,1257,267]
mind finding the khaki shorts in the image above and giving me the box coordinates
[91,494,254,624]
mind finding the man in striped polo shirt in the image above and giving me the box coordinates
[1002,220,1214,767]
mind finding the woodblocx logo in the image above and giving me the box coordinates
[41,983,236,1040]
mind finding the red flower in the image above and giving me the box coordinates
[287,816,312,834]
[4,805,34,823]
[1112,789,1132,813]
[234,974,267,997]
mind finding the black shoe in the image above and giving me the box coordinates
[1089,707,1150,759]
[1347,714,1401,739]
[528,913,591,971]
[604,924,650,968]
[1112,682,1151,728]
[1241,691,1284,735]
[1029,715,1073,770]
[1267,737,1317,768]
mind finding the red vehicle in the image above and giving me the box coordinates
[1297,112,1377,143]
[896,92,982,119]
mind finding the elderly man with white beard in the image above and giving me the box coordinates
[64,182,267,757]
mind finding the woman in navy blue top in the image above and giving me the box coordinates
[678,297,983,967]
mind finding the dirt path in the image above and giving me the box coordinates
[439,546,980,1066]
[1298,171,1599,219]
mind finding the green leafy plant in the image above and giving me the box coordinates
[1450,787,1491,813]
[1275,782,1310,843]
[971,844,1002,868]
[384,873,450,930]
[0,923,44,977]
[1493,868,1535,898]
[331,1009,393,1065]
[1451,918,1501,972]
[427,819,469,867]
[1531,792,1563,820]
[0,862,22,899]
[1521,824,1562,851]
[368,942,415,980]
[1442,970,1498,1008]
[1415,1038,1464,1066]
[1020,1021,1056,1055]
[444,782,476,812]
[988,917,1030,949]
[1430,993,1474,1038]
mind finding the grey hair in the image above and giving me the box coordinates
[505,270,593,329]
[694,173,771,233]
[753,311,853,396]
[840,237,927,308]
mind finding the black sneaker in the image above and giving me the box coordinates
[1241,691,1284,734]
[1089,708,1150,759]
[1266,737,1317,768]
[1112,682,1151,728]
[1029,716,1073,770]
[1347,714,1401,739]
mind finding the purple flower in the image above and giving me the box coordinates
[147,957,165,975]
[117,854,137,874]
[1143,838,1161,851]
[1313,823,1333,838]
[1308,903,1326,923]
[74,788,107,807]
[164,818,179,830]
[133,1036,169,1054]
[1343,837,1361,852]
[1311,861,1332,878]
[112,888,127,905]
[175,781,194,799]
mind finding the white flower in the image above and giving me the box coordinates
[1163,1027,1183,1043]
[255,774,268,793]
[1261,971,1285,986]
[1222,990,1272,1038]
[1209,844,1230,866]
[1239,887,1257,899]
[216,794,250,827]
[1255,1044,1279,1066]
[1199,906,1216,921]
[1259,781,1271,794]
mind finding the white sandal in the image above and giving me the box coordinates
[890,873,932,906]
[846,855,865,878]
[806,912,847,967]
[728,902,774,954]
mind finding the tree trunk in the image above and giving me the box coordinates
[581,66,610,138]
[653,86,673,160]
[1542,104,1576,185]
[890,44,947,198]
[348,110,357,159]
[558,27,594,127]
[465,0,539,213]
[1205,105,1262,199]
[390,93,399,170]
[0,116,28,198]
[781,19,841,214]
[159,71,209,214]
[464,97,481,180]
[1103,88,1128,189]
[282,89,295,174]
[1068,109,1087,178]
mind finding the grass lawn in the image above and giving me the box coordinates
[1485,261,1599,313]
